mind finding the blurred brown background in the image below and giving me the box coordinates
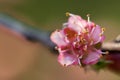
[0,0,120,80]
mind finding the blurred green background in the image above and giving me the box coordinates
[0,0,120,80]
[0,0,120,40]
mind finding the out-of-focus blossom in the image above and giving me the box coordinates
[51,13,105,67]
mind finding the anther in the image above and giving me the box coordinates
[83,29,89,34]
[55,46,58,50]
[56,29,60,32]
[66,12,70,16]
[64,64,67,67]
[93,24,96,27]
[99,27,105,36]
[102,27,105,32]
[83,45,87,51]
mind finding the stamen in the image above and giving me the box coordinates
[87,14,90,23]
[102,27,105,32]
[83,29,89,34]
[90,39,94,45]
[102,51,109,54]
[65,36,70,43]
[56,29,60,32]
[80,37,85,43]
[83,45,87,51]
[78,59,81,66]
[66,12,75,17]
[80,37,82,42]
[63,23,68,27]
[66,12,70,16]
[55,46,58,50]
[99,27,105,36]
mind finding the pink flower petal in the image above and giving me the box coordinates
[67,14,87,33]
[87,22,95,31]
[58,52,78,66]
[50,30,67,47]
[100,35,105,43]
[90,25,102,44]
[82,50,102,65]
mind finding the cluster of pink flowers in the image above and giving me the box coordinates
[51,13,105,66]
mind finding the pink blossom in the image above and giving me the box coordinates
[50,13,105,66]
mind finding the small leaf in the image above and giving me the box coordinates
[92,59,111,71]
